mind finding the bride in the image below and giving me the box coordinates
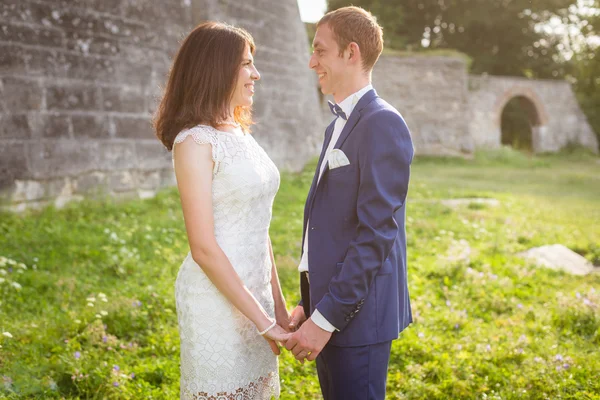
[154,22,291,399]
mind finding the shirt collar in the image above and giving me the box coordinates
[338,84,373,120]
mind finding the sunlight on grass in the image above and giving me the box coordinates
[1,149,599,399]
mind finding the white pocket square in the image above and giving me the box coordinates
[329,149,350,169]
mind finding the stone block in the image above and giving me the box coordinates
[102,86,146,113]
[108,170,137,192]
[71,115,110,138]
[26,140,99,179]
[1,77,43,112]
[46,85,102,111]
[75,171,108,194]
[95,141,138,171]
[28,113,71,139]
[0,43,26,75]
[114,116,153,139]
[137,170,160,189]
[0,114,31,139]
[134,140,171,170]
[0,141,29,191]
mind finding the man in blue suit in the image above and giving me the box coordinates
[284,6,414,399]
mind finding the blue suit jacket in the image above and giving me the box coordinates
[300,89,414,347]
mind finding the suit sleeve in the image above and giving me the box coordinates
[314,110,414,331]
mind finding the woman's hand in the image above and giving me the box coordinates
[275,306,292,332]
[262,324,292,355]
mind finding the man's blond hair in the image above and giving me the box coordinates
[317,6,384,72]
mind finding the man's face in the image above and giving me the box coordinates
[309,23,347,96]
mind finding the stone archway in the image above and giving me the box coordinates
[494,88,549,153]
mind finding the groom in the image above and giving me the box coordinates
[284,6,414,400]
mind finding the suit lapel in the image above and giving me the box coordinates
[303,121,335,230]
[333,89,377,150]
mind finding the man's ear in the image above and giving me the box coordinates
[347,42,361,64]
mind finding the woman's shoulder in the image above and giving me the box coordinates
[174,124,219,147]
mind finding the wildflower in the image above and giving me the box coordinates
[102,336,108,343]
[74,351,81,359]
[517,304,523,309]
[563,363,570,369]
[74,319,81,324]
[2,332,13,338]
[100,311,108,316]
[418,332,424,338]
[133,300,142,307]
[130,373,135,379]
[113,381,119,387]
[113,365,120,371]
[87,303,94,307]
[486,344,491,352]
[11,282,22,290]
[555,354,563,361]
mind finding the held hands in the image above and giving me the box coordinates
[261,306,333,362]
[285,317,332,364]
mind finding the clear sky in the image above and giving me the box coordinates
[297,0,327,23]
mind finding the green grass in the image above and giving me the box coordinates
[1,148,599,399]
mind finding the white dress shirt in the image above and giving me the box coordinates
[299,84,373,332]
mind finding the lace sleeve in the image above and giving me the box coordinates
[172,125,220,174]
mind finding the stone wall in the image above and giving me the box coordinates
[372,54,474,156]
[468,75,598,153]
[0,0,191,210]
[0,0,323,211]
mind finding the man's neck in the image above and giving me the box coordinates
[333,75,371,104]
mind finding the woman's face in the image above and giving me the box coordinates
[231,44,260,109]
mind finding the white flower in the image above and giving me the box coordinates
[2,332,13,338]
[86,297,96,302]
[87,303,94,307]
[0,278,4,284]
[0,269,6,275]
[11,282,22,290]
[74,319,82,324]
[17,263,27,270]
[7,259,16,265]
[100,311,108,316]
[95,314,102,319]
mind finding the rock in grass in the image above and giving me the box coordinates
[518,244,594,276]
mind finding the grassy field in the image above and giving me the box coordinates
[1,148,599,399]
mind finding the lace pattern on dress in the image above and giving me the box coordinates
[190,372,278,400]
[173,125,221,174]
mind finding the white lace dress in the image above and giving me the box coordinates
[172,124,281,400]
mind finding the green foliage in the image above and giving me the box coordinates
[327,0,575,79]
[1,149,599,398]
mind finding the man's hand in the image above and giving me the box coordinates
[285,317,332,363]
[288,305,307,332]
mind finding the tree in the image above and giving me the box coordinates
[327,0,576,78]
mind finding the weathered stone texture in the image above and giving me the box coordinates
[468,75,598,153]
[372,54,474,156]
[0,0,323,209]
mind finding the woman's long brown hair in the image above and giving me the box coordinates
[154,22,255,151]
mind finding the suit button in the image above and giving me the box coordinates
[345,316,350,321]
[311,227,315,230]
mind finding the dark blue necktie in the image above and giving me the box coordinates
[328,101,347,120]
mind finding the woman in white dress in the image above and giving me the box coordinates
[154,22,292,399]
